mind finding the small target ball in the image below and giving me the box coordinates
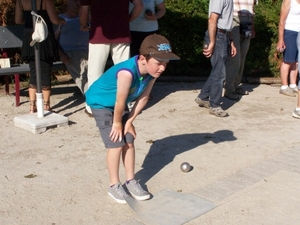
[180,162,191,173]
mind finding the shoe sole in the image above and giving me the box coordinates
[128,191,150,201]
[292,112,300,119]
[108,192,127,204]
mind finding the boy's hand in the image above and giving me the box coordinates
[110,122,123,142]
[124,122,136,139]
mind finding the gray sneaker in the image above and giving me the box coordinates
[292,109,300,119]
[108,183,129,204]
[194,97,210,109]
[126,179,150,201]
[290,86,299,94]
[279,87,296,97]
[209,107,228,117]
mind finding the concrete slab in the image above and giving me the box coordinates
[191,170,300,225]
[125,189,215,225]
[13,111,68,134]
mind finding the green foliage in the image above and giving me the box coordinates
[161,0,283,77]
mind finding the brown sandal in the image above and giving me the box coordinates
[44,101,52,111]
[30,100,37,113]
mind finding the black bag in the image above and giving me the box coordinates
[240,22,252,38]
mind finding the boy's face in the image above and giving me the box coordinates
[145,57,169,78]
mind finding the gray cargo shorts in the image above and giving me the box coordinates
[91,108,134,148]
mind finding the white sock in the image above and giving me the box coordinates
[296,107,300,111]
[281,85,288,90]
[290,84,297,89]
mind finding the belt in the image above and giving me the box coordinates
[217,28,228,34]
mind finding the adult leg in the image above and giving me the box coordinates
[130,31,142,57]
[225,21,241,96]
[65,50,88,94]
[234,36,251,90]
[28,61,37,113]
[280,62,292,87]
[111,43,130,65]
[280,62,295,96]
[208,33,228,108]
[280,30,298,96]
[289,62,298,88]
[40,59,53,111]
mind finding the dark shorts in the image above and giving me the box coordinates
[91,108,134,148]
[283,29,298,63]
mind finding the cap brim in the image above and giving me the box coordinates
[152,53,180,61]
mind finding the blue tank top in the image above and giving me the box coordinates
[85,56,153,110]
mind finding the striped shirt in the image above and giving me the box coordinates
[233,0,258,17]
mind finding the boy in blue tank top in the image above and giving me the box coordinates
[85,34,180,204]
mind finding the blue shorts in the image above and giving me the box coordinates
[91,108,135,149]
[283,29,298,63]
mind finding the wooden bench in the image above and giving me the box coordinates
[0,25,66,107]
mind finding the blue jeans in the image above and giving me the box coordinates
[199,31,229,108]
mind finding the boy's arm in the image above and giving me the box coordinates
[127,78,156,123]
[110,70,133,142]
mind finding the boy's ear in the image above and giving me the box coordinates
[139,54,147,63]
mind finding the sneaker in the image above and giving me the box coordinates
[224,92,240,100]
[290,86,299,94]
[125,179,150,201]
[194,97,210,109]
[279,87,296,97]
[209,107,228,117]
[108,183,129,204]
[292,109,300,119]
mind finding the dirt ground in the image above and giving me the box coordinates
[1,77,300,225]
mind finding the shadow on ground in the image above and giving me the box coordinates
[135,130,237,188]
[145,82,260,111]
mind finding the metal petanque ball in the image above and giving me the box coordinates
[180,162,191,173]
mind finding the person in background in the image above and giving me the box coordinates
[79,0,143,117]
[292,32,300,119]
[55,0,89,94]
[277,0,300,97]
[129,0,166,57]
[224,0,258,100]
[15,0,65,113]
[194,0,236,117]
[85,34,180,204]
